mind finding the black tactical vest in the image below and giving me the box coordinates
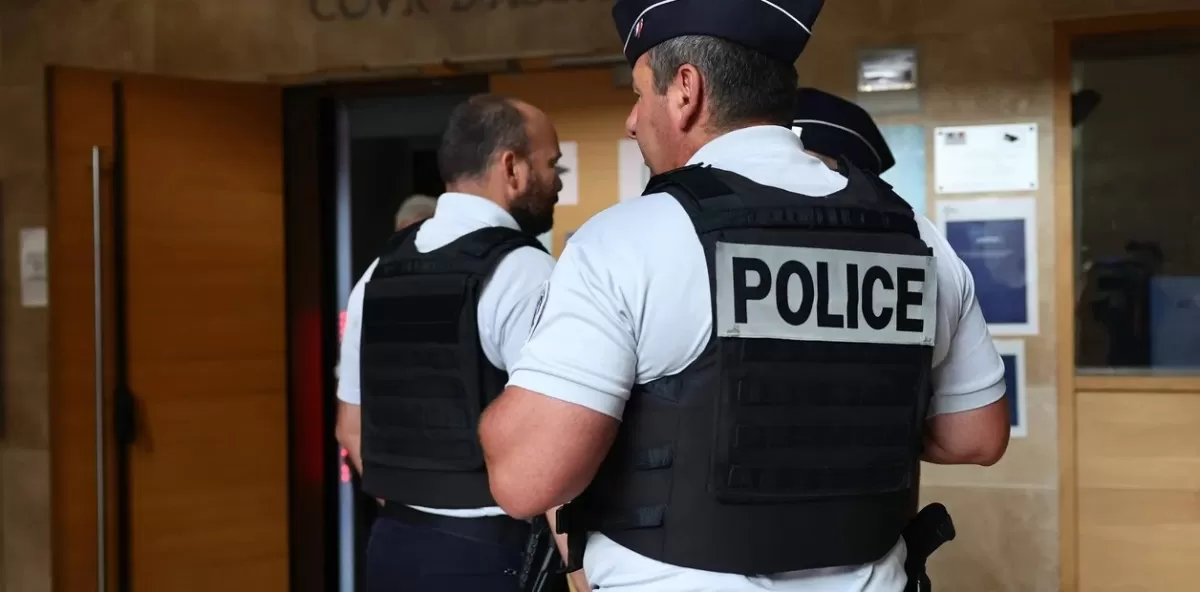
[360,222,547,509]
[558,162,935,575]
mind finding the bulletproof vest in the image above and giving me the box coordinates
[561,162,935,575]
[360,222,547,509]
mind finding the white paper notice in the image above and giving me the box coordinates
[617,139,651,202]
[933,123,1039,194]
[557,141,579,205]
[537,230,553,254]
[20,227,48,308]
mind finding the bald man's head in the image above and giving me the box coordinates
[437,94,562,237]
[438,94,534,184]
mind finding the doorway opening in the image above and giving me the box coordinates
[330,84,487,592]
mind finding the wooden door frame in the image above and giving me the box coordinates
[1054,11,1200,591]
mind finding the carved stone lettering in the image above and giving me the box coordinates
[312,0,597,20]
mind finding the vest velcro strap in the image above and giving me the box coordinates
[595,505,666,531]
[644,164,732,201]
[631,446,674,470]
[691,205,920,237]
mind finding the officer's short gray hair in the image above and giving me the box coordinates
[395,194,437,230]
[647,35,797,131]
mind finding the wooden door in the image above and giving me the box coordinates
[50,66,118,592]
[50,69,290,591]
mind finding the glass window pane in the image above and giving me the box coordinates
[1072,30,1200,373]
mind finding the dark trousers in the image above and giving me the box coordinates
[365,515,524,592]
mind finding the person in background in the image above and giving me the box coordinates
[335,94,576,591]
[395,194,438,230]
[478,0,1011,590]
[792,87,895,175]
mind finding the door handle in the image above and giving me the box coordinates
[92,145,108,592]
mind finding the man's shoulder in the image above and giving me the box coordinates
[494,243,556,280]
[572,192,692,249]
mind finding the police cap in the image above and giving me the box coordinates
[793,88,895,174]
[613,0,825,66]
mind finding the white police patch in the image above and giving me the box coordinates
[714,242,937,346]
[527,280,549,341]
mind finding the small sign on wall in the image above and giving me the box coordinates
[617,139,650,202]
[558,141,579,206]
[994,339,1028,438]
[934,123,1039,194]
[537,230,553,254]
[858,47,918,93]
[20,227,48,308]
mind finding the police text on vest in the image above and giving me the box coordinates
[714,243,937,345]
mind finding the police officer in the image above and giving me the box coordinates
[792,87,895,175]
[335,94,567,592]
[478,1,1012,591]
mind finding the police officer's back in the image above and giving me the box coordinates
[479,2,1011,591]
[335,94,565,592]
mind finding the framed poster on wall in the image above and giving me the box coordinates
[936,197,1039,336]
[994,338,1028,438]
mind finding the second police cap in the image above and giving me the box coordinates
[612,0,826,66]
[793,88,896,174]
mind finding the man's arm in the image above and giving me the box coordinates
[336,401,363,474]
[482,388,618,518]
[481,248,592,587]
[922,254,1010,466]
[334,261,375,475]
[923,398,1009,465]
[479,237,634,519]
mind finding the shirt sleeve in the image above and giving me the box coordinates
[336,260,377,405]
[928,256,1007,416]
[477,246,557,372]
[506,235,638,420]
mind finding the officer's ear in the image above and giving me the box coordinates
[670,63,703,132]
[498,149,529,194]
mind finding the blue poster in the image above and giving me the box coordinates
[1001,353,1020,429]
[945,219,1029,325]
[879,125,927,216]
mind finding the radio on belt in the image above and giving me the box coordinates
[715,243,938,346]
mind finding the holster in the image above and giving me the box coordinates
[519,515,571,592]
[902,503,956,592]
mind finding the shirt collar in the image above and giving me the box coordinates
[433,192,521,231]
[685,125,848,195]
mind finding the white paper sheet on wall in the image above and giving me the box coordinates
[558,141,579,205]
[617,139,651,202]
[933,123,1039,194]
[20,227,48,308]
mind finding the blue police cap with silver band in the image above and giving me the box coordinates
[612,0,826,66]
[793,88,895,174]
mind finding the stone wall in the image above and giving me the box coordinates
[2,0,1198,589]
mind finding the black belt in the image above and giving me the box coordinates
[379,502,531,550]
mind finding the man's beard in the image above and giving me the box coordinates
[509,184,555,237]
